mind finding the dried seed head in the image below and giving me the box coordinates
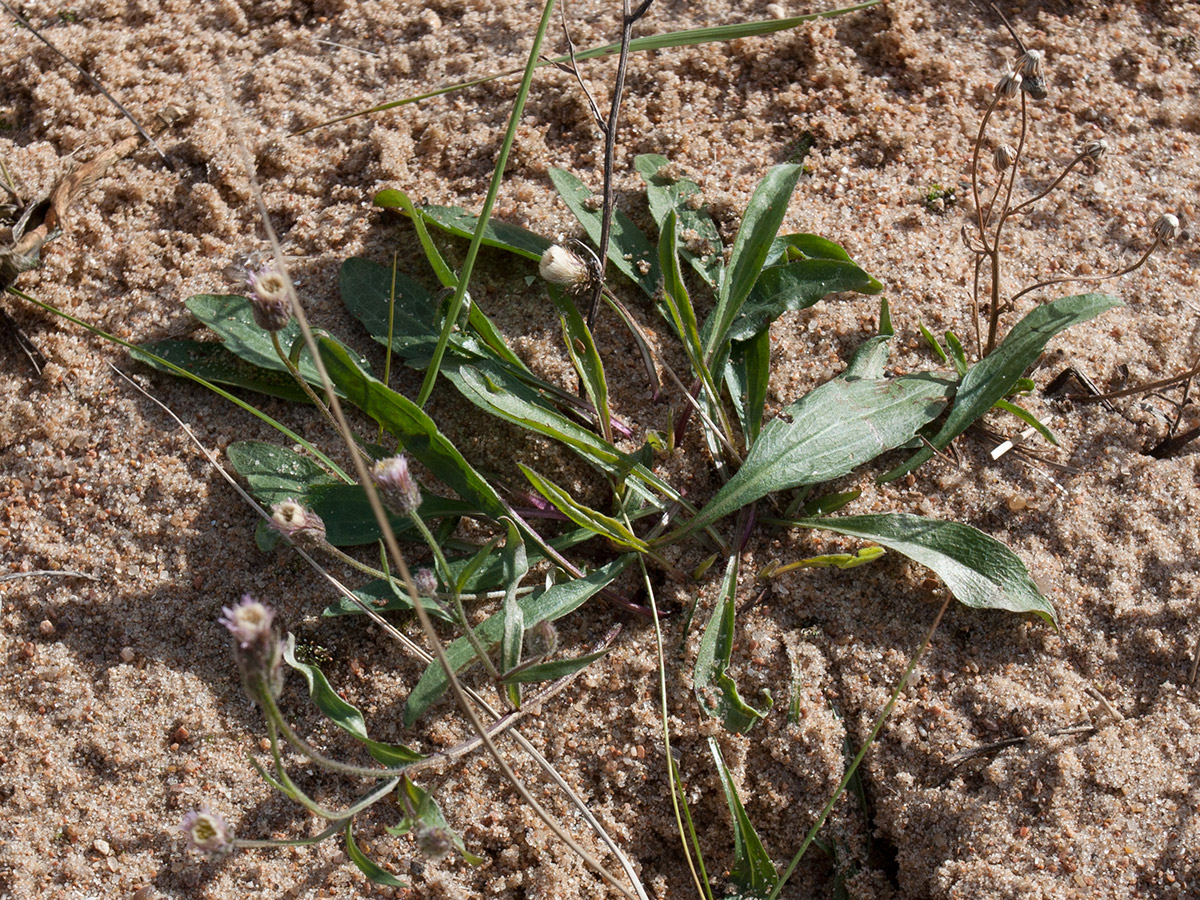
[1021,74,1048,101]
[179,806,234,855]
[414,568,438,598]
[220,594,274,649]
[1016,48,1045,79]
[246,265,292,332]
[270,499,327,549]
[371,455,422,517]
[993,143,1016,171]
[1082,138,1109,163]
[995,71,1020,99]
[538,245,590,288]
[1152,213,1180,242]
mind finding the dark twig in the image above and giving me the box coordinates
[585,0,655,329]
[0,1,174,172]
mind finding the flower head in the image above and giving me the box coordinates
[220,594,274,648]
[270,500,327,549]
[371,455,422,517]
[995,71,1020,100]
[1015,48,1045,79]
[538,245,590,288]
[1082,138,1109,164]
[179,805,234,855]
[415,823,455,862]
[414,568,438,598]
[246,264,292,332]
[1152,213,1180,243]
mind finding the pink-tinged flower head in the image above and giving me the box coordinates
[179,805,234,855]
[245,264,292,332]
[270,499,327,549]
[219,594,274,648]
[371,455,422,517]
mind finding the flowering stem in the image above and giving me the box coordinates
[1008,240,1159,306]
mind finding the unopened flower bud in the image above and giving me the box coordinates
[1015,48,1044,79]
[1152,213,1179,242]
[371,455,422,516]
[1081,138,1108,163]
[995,71,1020,99]
[246,265,292,332]
[270,499,327,549]
[993,143,1016,171]
[538,245,590,288]
[180,806,234,855]
[414,568,438,597]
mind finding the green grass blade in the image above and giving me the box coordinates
[382,197,552,261]
[296,4,881,133]
[794,513,1057,624]
[880,292,1120,481]
[500,520,529,708]
[993,398,1059,446]
[416,0,558,408]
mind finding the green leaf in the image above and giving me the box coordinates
[403,554,632,724]
[518,465,649,552]
[636,153,723,290]
[381,197,552,261]
[728,257,883,342]
[657,210,707,371]
[761,546,885,577]
[345,822,408,888]
[226,440,341,505]
[283,636,425,766]
[546,167,660,296]
[550,288,611,442]
[704,164,804,361]
[709,737,779,897]
[881,293,1121,481]
[694,555,773,733]
[499,646,613,684]
[306,483,478,546]
[793,513,1057,625]
[681,372,953,537]
[137,339,313,402]
[766,232,857,267]
[387,776,485,865]
[317,337,509,520]
[322,578,456,623]
[945,330,968,377]
[183,294,371,391]
[727,329,772,446]
[499,520,528,708]
[993,398,1058,446]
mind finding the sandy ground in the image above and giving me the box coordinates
[2,1,1199,898]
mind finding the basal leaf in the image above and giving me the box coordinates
[794,513,1057,624]
[709,737,779,897]
[137,339,311,402]
[519,465,649,552]
[226,440,341,504]
[546,167,659,296]
[694,555,773,734]
[403,554,632,724]
[728,257,883,343]
[683,373,953,536]
[636,153,723,290]
[499,646,613,684]
[345,823,408,887]
[881,292,1120,481]
[381,196,552,261]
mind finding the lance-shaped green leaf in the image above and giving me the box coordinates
[703,164,804,362]
[499,520,528,708]
[547,167,660,296]
[727,256,883,343]
[317,337,508,520]
[636,153,724,290]
[793,513,1057,625]
[283,636,424,766]
[881,292,1120,481]
[709,737,779,897]
[378,195,552,261]
[404,554,632,724]
[345,823,407,887]
[518,465,649,552]
[498,646,614,684]
[725,328,772,446]
[227,440,342,502]
[680,373,953,537]
[550,287,611,442]
[657,209,707,370]
[694,555,773,733]
[305,483,477,546]
[182,293,371,390]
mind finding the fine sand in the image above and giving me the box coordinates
[2,1,1198,898]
